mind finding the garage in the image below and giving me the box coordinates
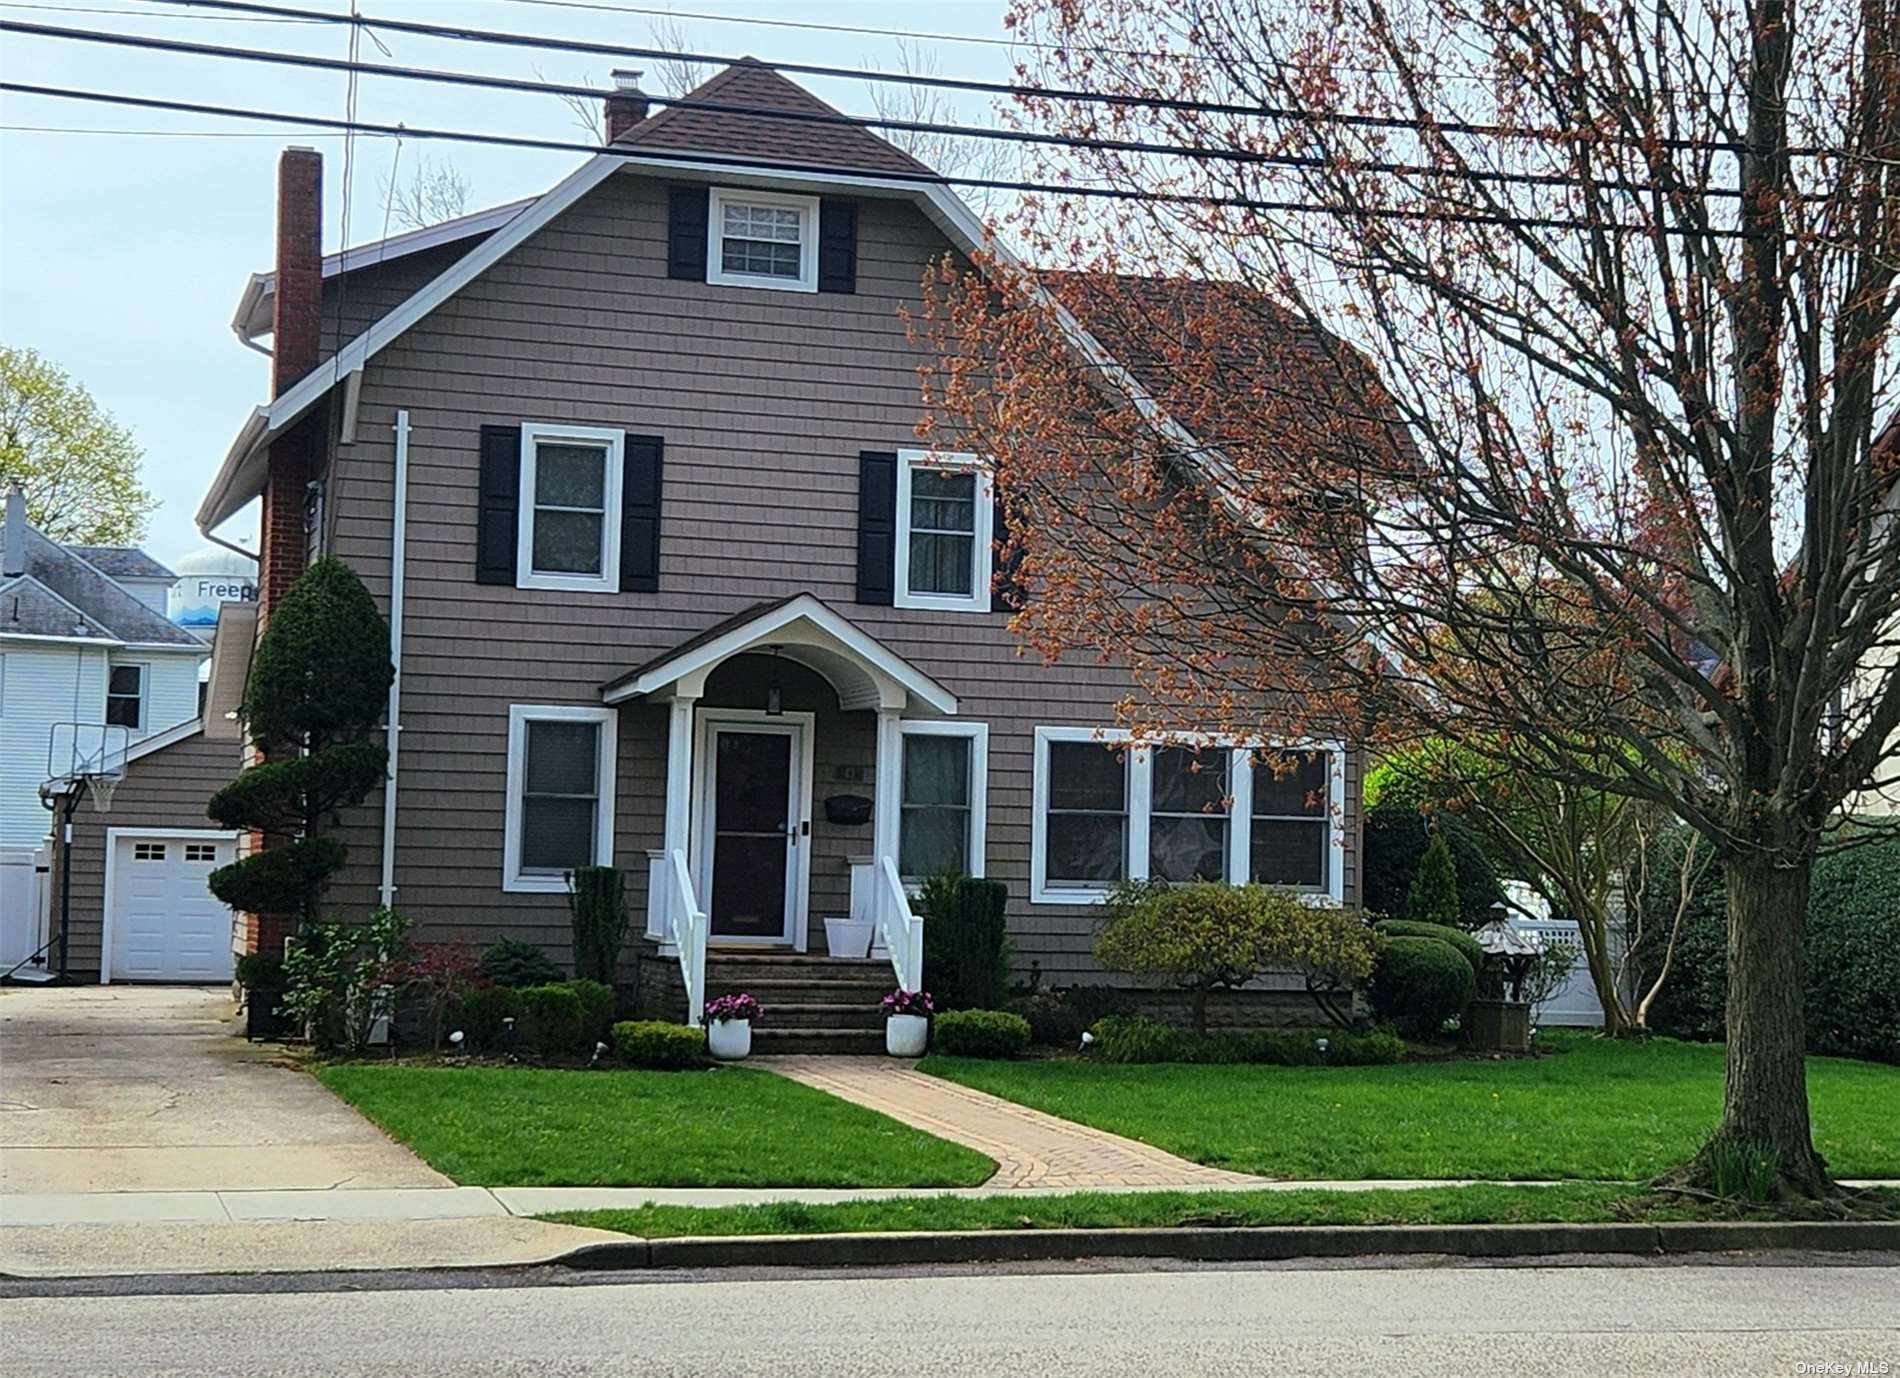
[104,829,238,983]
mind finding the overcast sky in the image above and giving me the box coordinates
[0,0,1014,566]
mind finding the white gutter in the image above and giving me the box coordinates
[378,408,411,908]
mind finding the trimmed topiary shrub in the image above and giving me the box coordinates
[515,983,584,1057]
[567,866,631,986]
[1089,1015,1405,1065]
[566,978,616,1046]
[920,874,1012,1010]
[446,984,517,1053]
[613,1020,705,1069]
[479,938,564,989]
[932,1009,1032,1058]
[1368,937,1476,1039]
[1404,832,1462,926]
[1094,881,1381,1033]
[1373,919,1485,978]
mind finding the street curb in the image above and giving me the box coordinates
[554,1219,1900,1271]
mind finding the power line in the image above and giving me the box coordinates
[5,17,1771,200]
[148,0,1782,155]
[0,79,1764,238]
[0,121,351,134]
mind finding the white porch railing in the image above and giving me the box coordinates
[874,854,924,992]
[666,848,708,1028]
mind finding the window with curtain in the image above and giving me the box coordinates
[529,439,610,577]
[1251,751,1330,890]
[899,732,971,879]
[519,718,601,874]
[1148,745,1230,883]
[1044,739,1129,888]
[907,468,978,597]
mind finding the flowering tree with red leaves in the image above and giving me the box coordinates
[918,0,1900,1198]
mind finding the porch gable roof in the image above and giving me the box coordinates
[600,593,957,715]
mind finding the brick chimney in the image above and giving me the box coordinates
[604,69,649,143]
[3,483,25,577]
[259,147,322,625]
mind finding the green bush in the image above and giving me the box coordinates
[1363,801,1503,928]
[932,1009,1032,1058]
[1373,919,1484,977]
[1404,832,1462,926]
[1635,825,1900,1064]
[613,1020,705,1069]
[479,938,564,988]
[920,874,1012,1010]
[207,837,345,917]
[1094,881,1381,1033]
[206,741,387,835]
[1368,937,1476,1039]
[278,907,411,1052]
[566,978,617,1046]
[567,866,631,986]
[234,952,284,993]
[1011,991,1085,1046]
[515,983,585,1058]
[446,984,517,1052]
[1090,1014,1405,1065]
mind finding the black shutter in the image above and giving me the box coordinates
[620,434,663,593]
[992,490,1027,610]
[817,199,858,294]
[857,451,897,605]
[475,425,520,585]
[667,185,709,281]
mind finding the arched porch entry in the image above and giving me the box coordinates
[601,594,956,1023]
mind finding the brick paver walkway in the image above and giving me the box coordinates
[766,1057,1265,1190]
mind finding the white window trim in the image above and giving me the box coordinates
[1030,726,1346,905]
[515,422,624,594]
[106,661,149,732]
[897,719,990,880]
[502,704,618,894]
[706,186,820,293]
[894,450,993,613]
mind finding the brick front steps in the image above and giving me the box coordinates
[703,952,890,1055]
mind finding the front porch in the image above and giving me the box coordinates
[601,594,959,1027]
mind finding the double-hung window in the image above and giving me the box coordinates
[895,450,992,612]
[105,663,146,731]
[707,188,819,292]
[897,721,989,881]
[1031,727,1342,903]
[503,705,618,893]
[517,424,623,593]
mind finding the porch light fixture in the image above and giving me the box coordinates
[765,644,784,716]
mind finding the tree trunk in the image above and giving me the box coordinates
[1714,855,1829,1193]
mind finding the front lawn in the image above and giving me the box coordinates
[544,1182,1900,1239]
[922,1034,1900,1181]
[315,1064,995,1188]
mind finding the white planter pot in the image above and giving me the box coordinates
[824,917,874,960]
[886,1013,929,1057]
[707,1018,752,1061]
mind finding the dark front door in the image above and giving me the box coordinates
[707,727,796,940]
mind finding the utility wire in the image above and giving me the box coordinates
[0,79,1765,238]
[146,0,1793,156]
[4,17,1773,200]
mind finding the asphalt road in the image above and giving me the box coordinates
[2,1259,1895,1376]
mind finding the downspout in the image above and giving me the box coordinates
[378,409,411,909]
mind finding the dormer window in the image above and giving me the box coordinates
[707,188,819,293]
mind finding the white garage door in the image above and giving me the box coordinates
[107,833,237,982]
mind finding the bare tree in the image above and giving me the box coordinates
[380,153,471,231]
[918,0,1900,1200]
[865,41,1020,221]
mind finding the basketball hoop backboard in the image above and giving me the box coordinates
[46,722,130,798]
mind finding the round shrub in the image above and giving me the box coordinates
[1374,920,1485,977]
[932,1009,1032,1058]
[566,979,616,1046]
[479,938,564,988]
[1368,937,1476,1039]
[613,1020,705,1069]
[515,983,584,1057]
[446,984,517,1053]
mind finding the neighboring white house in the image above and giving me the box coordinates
[0,486,210,848]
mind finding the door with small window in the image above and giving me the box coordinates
[107,832,237,982]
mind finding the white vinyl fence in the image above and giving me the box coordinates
[0,841,54,978]
[1503,881,1633,1028]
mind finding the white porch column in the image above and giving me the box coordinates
[647,693,698,942]
[872,707,902,866]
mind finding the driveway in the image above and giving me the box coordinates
[0,985,445,1193]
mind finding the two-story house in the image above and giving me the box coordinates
[58,62,1362,1036]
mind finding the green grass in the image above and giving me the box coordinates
[314,1064,996,1188]
[921,1034,1900,1181]
[545,1182,1900,1239]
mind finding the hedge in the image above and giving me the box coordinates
[515,983,584,1057]
[613,1020,705,1069]
[1090,1015,1406,1065]
[932,1009,1032,1058]
[1373,919,1485,977]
